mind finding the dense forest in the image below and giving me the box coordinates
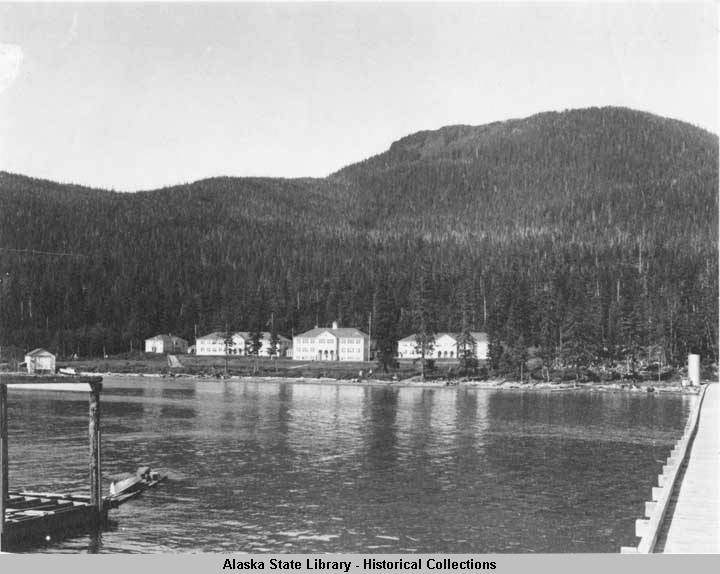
[0,107,717,374]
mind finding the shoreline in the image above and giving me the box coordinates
[64,371,702,394]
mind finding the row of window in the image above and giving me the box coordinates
[295,348,364,354]
[296,342,360,349]
[398,350,457,358]
[297,337,364,344]
[312,349,364,357]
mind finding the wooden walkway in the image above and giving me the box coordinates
[660,382,720,553]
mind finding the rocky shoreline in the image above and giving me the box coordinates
[77,371,701,394]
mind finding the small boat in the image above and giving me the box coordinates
[106,466,167,507]
[58,367,77,376]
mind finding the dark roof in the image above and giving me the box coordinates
[295,327,368,339]
[399,332,458,343]
[398,334,419,343]
[234,332,291,342]
[26,348,54,357]
[399,332,488,343]
[196,331,226,340]
[146,334,188,344]
[197,331,290,342]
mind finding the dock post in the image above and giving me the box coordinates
[0,383,7,552]
[89,381,103,519]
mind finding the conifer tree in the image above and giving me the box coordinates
[509,334,528,381]
[536,285,558,367]
[619,276,644,368]
[373,277,397,373]
[487,334,504,374]
[223,327,234,375]
[247,287,267,372]
[411,254,436,380]
[268,311,279,360]
[456,277,477,375]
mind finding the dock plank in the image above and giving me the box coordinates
[661,383,720,553]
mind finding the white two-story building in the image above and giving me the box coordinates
[244,332,292,357]
[293,322,370,361]
[397,332,488,360]
[196,331,291,357]
[195,332,229,355]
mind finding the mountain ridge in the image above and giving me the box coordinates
[332,106,717,179]
[4,106,715,193]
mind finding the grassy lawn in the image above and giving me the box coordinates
[55,353,461,380]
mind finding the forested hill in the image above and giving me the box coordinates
[330,107,716,247]
[0,107,717,370]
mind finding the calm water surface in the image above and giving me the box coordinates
[5,377,694,553]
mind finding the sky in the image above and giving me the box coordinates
[0,2,717,192]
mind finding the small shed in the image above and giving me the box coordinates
[24,348,56,374]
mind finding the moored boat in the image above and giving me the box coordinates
[107,466,166,507]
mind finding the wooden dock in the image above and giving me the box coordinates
[0,374,168,551]
[3,492,106,548]
[0,374,104,551]
[622,382,719,554]
[658,382,719,553]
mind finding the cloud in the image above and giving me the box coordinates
[0,44,23,93]
[61,12,79,49]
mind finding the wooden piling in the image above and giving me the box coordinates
[0,383,7,552]
[88,381,102,516]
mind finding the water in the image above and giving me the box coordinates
[5,377,694,553]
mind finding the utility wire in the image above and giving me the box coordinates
[0,247,90,259]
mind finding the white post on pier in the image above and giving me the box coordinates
[688,354,700,386]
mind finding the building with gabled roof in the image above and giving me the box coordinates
[195,331,234,356]
[196,331,291,357]
[397,334,419,359]
[468,332,489,360]
[293,321,370,361]
[397,332,488,360]
[144,334,189,354]
[24,348,56,374]
[235,331,292,357]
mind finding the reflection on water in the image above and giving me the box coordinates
[5,378,693,553]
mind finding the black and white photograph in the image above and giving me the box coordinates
[0,1,717,559]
